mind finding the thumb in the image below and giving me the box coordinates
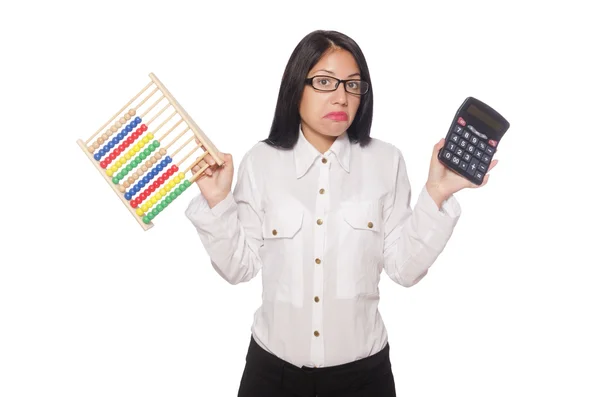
[434,138,445,151]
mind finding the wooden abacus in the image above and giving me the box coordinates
[77,73,223,231]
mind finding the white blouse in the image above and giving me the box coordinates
[185,127,461,368]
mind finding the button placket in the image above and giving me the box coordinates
[310,153,329,367]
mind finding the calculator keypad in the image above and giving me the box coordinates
[442,121,496,184]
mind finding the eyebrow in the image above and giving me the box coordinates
[315,69,361,78]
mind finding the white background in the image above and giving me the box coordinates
[1,0,599,396]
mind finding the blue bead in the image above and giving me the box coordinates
[160,159,167,167]
[151,169,158,177]
[108,142,114,149]
[111,137,119,144]
[125,192,131,200]
[157,165,163,172]
[94,153,101,161]
[125,125,132,133]
[135,117,141,123]
[165,156,172,163]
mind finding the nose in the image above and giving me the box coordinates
[331,83,348,106]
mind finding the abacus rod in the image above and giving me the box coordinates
[157,118,183,142]
[85,80,153,144]
[170,135,195,159]
[151,110,177,136]
[134,86,160,111]
[139,94,166,119]
[177,144,204,167]
[145,102,171,127]
[189,163,211,183]
[163,127,190,152]
[148,73,224,167]
[183,153,208,174]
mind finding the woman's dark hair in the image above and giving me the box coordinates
[262,30,373,149]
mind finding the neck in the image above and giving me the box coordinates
[301,123,337,154]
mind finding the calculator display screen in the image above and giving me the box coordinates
[466,104,503,133]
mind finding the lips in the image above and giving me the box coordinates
[324,112,348,121]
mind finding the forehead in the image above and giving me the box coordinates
[308,49,360,76]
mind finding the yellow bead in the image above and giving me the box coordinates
[142,203,150,212]
[160,188,167,195]
[136,208,144,216]
[167,181,175,189]
[151,197,158,204]
[178,172,185,180]
[147,133,154,140]
[134,144,140,151]
[125,153,131,160]
[119,158,126,166]
[106,170,113,177]
[157,192,163,199]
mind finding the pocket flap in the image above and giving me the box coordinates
[342,202,381,232]
[263,209,304,239]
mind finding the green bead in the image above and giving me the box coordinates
[143,216,150,224]
[153,140,160,148]
[152,208,159,216]
[169,192,177,200]
[166,196,173,204]
[183,180,191,188]
[112,176,119,184]
[126,164,132,171]
[157,203,164,211]
[148,212,155,220]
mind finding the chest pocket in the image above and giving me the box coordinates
[260,207,305,307]
[337,201,384,298]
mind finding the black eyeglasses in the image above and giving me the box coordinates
[305,75,369,95]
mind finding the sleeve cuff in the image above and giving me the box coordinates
[415,184,461,229]
[185,191,236,223]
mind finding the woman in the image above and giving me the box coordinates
[186,30,497,397]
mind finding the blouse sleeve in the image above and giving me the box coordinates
[382,148,462,287]
[185,150,264,285]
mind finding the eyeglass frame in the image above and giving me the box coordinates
[304,75,370,95]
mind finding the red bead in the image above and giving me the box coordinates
[109,152,117,160]
[100,160,107,169]
[172,165,179,172]
[141,124,148,132]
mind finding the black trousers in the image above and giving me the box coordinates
[237,335,396,397]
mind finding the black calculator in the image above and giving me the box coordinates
[438,97,510,185]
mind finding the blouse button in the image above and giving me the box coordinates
[367,222,373,228]
[272,229,278,236]
[317,219,323,225]
[321,158,328,164]
[314,296,320,303]
[314,330,320,337]
[319,188,325,194]
[315,258,321,264]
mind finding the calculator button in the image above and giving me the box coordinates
[474,171,484,182]
[459,139,467,148]
[463,131,471,140]
[458,117,466,127]
[474,150,483,159]
[451,134,460,143]
[467,161,478,176]
[459,161,468,171]
[467,144,475,153]
[481,154,491,164]
[463,153,472,162]
[442,150,452,160]
[447,142,457,152]
[453,125,463,134]
[451,155,461,166]
[488,139,498,147]
[485,146,495,155]
[478,142,487,151]
[478,163,487,172]
[455,148,464,157]
[470,136,479,145]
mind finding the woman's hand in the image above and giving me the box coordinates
[426,138,499,206]
[192,149,234,209]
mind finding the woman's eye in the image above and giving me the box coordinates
[318,79,330,86]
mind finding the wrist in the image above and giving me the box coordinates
[426,181,451,209]
[205,191,230,209]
